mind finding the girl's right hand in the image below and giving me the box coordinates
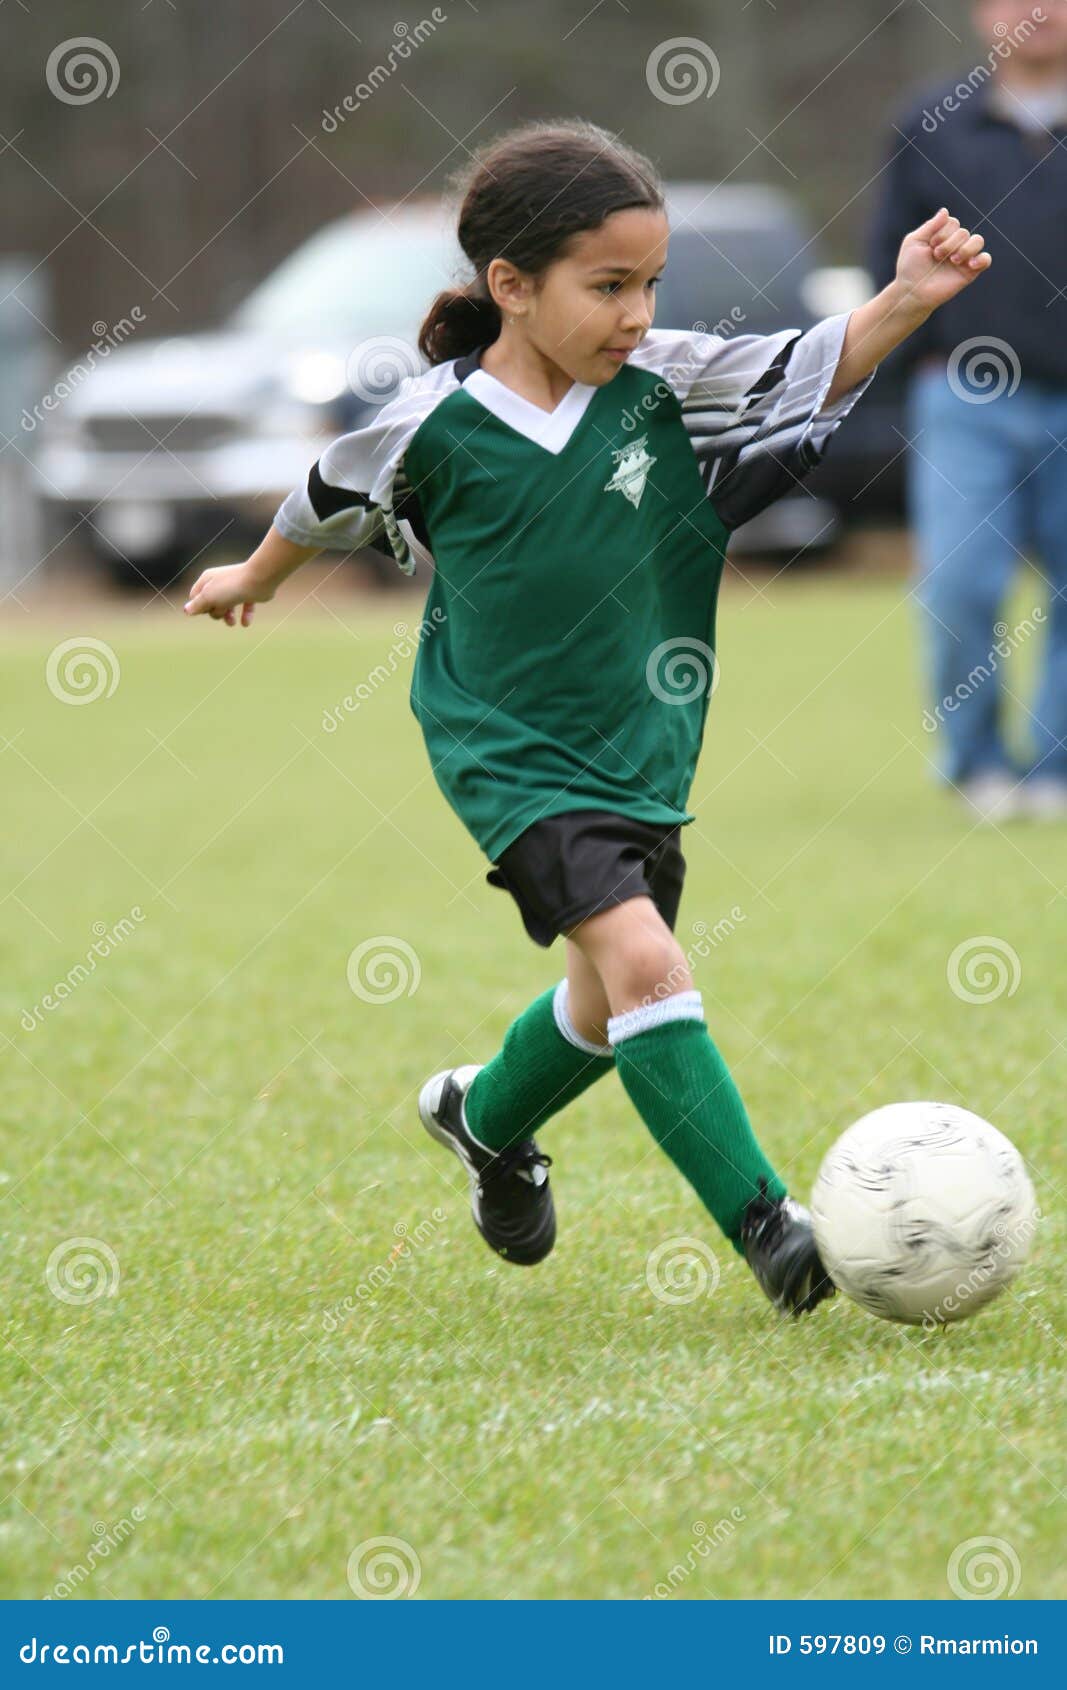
[183,561,274,628]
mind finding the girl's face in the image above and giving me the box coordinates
[495,206,671,386]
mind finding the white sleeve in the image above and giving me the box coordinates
[273,367,456,573]
[631,313,876,531]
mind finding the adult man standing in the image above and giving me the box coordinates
[869,0,1067,819]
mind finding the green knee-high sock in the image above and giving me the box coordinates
[609,992,786,1249]
[463,981,614,1152]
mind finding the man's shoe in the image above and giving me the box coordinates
[1021,777,1067,821]
[418,1065,556,1266]
[740,1179,836,1317]
[957,771,1024,823]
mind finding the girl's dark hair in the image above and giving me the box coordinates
[418,119,665,366]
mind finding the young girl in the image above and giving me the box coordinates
[185,120,990,1315]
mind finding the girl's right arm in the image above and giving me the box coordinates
[183,525,318,628]
[186,372,445,627]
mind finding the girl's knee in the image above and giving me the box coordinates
[622,943,690,1006]
[570,897,692,1009]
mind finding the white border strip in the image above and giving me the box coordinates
[553,979,613,1057]
[607,990,705,1046]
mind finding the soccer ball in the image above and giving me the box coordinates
[810,1102,1038,1326]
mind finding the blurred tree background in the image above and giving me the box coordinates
[3,0,976,347]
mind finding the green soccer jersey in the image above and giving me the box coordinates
[274,318,874,861]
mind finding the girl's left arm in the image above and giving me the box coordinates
[823,206,991,408]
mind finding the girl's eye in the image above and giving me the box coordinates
[599,277,662,295]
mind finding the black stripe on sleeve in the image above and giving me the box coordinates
[308,459,376,522]
[393,485,430,550]
[737,337,796,406]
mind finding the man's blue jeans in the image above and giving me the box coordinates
[906,362,1067,784]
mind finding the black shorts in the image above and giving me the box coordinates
[485,808,687,947]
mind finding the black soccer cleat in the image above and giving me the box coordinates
[417,1065,557,1266]
[740,1178,836,1317]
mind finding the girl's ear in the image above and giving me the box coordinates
[486,256,530,316]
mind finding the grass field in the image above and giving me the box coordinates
[1,567,1064,1601]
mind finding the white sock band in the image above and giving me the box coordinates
[607,989,705,1046]
[552,978,613,1058]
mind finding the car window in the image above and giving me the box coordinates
[656,224,813,334]
[231,213,465,341]
[231,202,814,347]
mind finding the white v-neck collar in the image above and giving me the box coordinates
[464,365,598,455]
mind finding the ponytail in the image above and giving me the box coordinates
[417,279,499,366]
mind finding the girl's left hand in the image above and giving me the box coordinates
[895,207,992,312]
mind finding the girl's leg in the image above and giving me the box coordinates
[564,936,612,1047]
[462,948,614,1154]
[569,895,786,1250]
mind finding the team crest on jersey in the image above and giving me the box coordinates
[604,434,656,509]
